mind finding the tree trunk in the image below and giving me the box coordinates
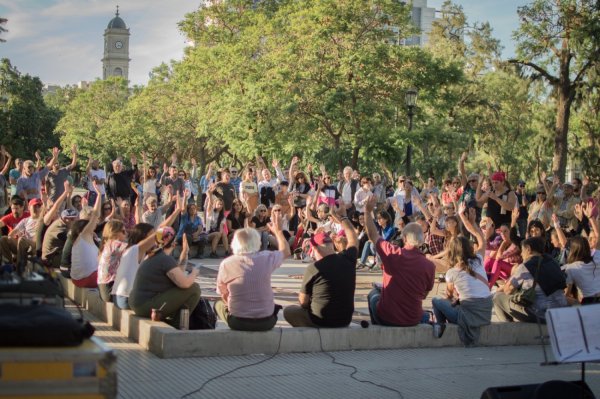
[553,84,573,180]
[351,145,360,171]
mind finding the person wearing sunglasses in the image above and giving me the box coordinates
[16,147,59,201]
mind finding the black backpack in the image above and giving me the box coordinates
[189,298,216,330]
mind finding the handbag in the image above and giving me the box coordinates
[510,257,542,307]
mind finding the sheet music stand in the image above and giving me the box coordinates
[538,305,600,399]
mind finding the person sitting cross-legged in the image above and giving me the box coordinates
[364,195,435,326]
[284,204,358,328]
[214,214,290,331]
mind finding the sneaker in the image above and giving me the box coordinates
[368,264,382,273]
[356,262,367,270]
[209,252,219,259]
[432,323,446,339]
[437,273,446,283]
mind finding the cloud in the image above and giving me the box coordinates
[1,0,199,86]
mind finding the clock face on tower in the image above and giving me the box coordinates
[115,41,123,49]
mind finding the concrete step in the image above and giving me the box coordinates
[61,276,547,359]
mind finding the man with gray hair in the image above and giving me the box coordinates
[364,195,435,326]
[214,215,290,331]
[107,155,138,201]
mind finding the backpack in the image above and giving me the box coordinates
[189,298,216,330]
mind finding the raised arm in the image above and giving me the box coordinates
[330,203,357,250]
[475,174,488,203]
[167,235,199,288]
[268,212,291,258]
[44,181,72,225]
[46,147,60,169]
[458,202,485,257]
[583,203,600,250]
[363,195,381,244]
[0,147,11,175]
[160,194,184,228]
[66,144,78,171]
[80,182,103,239]
[551,214,568,249]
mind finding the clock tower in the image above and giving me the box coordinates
[102,6,130,81]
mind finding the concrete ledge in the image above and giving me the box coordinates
[61,276,546,359]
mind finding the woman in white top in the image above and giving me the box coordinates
[112,194,185,309]
[431,202,492,341]
[564,212,600,305]
[71,182,102,288]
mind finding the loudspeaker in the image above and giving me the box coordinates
[481,380,595,399]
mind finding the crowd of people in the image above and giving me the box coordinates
[0,145,598,342]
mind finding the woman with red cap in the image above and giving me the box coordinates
[476,172,517,229]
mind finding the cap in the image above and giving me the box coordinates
[309,232,332,247]
[467,173,479,181]
[563,182,574,188]
[155,226,176,247]
[61,208,79,219]
[491,171,506,182]
[28,198,43,207]
[517,179,526,186]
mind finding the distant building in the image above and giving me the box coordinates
[42,84,60,95]
[102,6,131,81]
[77,81,91,90]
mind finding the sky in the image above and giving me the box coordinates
[0,0,530,87]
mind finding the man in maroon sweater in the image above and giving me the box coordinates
[364,195,435,326]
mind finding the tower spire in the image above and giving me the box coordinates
[115,5,119,17]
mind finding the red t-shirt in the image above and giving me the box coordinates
[1,211,30,233]
[375,239,435,326]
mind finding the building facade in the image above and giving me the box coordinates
[102,7,130,80]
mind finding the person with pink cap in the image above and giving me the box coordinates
[476,171,517,228]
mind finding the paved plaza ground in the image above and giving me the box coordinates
[83,255,599,398]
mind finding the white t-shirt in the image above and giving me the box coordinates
[12,217,39,240]
[565,251,600,298]
[71,237,99,280]
[88,169,107,195]
[341,181,353,204]
[112,245,140,297]
[445,254,491,300]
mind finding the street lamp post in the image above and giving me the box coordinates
[405,88,417,177]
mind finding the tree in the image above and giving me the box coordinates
[56,77,129,162]
[0,58,60,157]
[510,0,600,179]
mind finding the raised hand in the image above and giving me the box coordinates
[52,147,60,158]
[458,201,467,216]
[365,194,377,213]
[163,162,168,174]
[271,158,279,168]
[582,202,593,219]
[191,158,197,167]
[71,144,77,155]
[460,151,468,162]
[540,171,547,182]
[268,213,283,234]
[92,180,101,194]
[35,150,41,160]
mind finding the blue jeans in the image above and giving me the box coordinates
[368,287,430,325]
[431,297,458,324]
[360,241,374,264]
[115,295,130,310]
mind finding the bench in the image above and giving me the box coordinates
[60,276,547,359]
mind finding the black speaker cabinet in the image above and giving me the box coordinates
[481,380,595,399]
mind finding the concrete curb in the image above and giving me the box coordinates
[61,276,546,358]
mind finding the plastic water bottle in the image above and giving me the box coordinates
[179,307,190,330]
